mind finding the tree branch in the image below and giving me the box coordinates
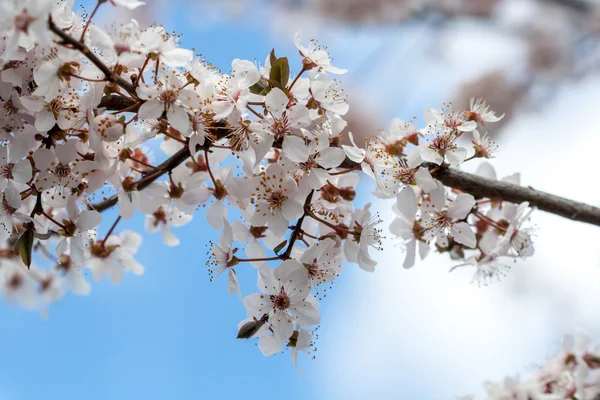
[47,17,138,97]
[433,167,600,227]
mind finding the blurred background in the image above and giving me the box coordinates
[1,0,600,399]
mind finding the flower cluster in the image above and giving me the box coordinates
[458,330,600,400]
[0,0,536,369]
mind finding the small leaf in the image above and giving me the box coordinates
[14,230,35,269]
[273,240,287,254]
[269,57,290,90]
[237,317,266,339]
[249,78,270,95]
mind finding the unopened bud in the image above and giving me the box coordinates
[339,187,356,201]
[14,228,35,268]
[236,316,267,339]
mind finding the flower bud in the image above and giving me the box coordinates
[94,114,124,142]
[339,187,356,201]
[14,228,35,268]
[236,316,267,339]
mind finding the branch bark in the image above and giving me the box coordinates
[48,17,138,97]
[433,167,600,226]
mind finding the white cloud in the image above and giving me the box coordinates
[318,68,600,399]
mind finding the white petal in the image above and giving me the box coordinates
[265,87,288,119]
[448,193,476,220]
[414,167,437,193]
[451,222,476,248]
[282,136,309,163]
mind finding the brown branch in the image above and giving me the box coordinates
[99,95,137,111]
[282,190,314,260]
[433,167,600,227]
[48,17,138,97]
[88,121,231,212]
[88,146,191,212]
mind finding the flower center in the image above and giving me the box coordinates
[1,194,16,216]
[270,288,290,311]
[54,162,72,178]
[394,167,414,185]
[1,163,14,180]
[159,89,178,108]
[267,190,287,210]
[14,9,36,33]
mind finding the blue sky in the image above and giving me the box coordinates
[0,3,365,399]
[3,2,600,400]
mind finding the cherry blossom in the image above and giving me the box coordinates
[244,261,320,343]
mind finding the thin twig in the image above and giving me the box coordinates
[48,16,138,97]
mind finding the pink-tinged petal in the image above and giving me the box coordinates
[10,134,36,161]
[446,147,467,166]
[448,193,476,220]
[282,135,309,163]
[69,237,85,265]
[54,141,77,165]
[424,106,443,125]
[4,182,22,209]
[12,159,32,183]
[396,186,418,220]
[219,218,233,247]
[316,147,345,169]
[341,144,365,163]
[414,167,437,193]
[210,101,235,120]
[271,311,294,343]
[228,269,241,298]
[245,240,265,268]
[118,192,135,219]
[436,232,449,248]
[259,335,282,357]
[78,210,102,231]
[0,216,12,241]
[231,220,251,243]
[231,59,260,87]
[420,147,443,165]
[457,120,477,132]
[206,201,227,230]
[138,99,163,119]
[265,87,288,119]
[167,106,191,135]
[67,270,91,295]
[34,110,56,131]
[161,227,180,247]
[429,180,446,211]
[451,222,476,248]
[162,48,193,68]
[389,217,412,238]
[418,240,430,260]
[268,211,288,238]
[136,83,159,99]
[403,239,417,269]
[282,198,303,221]
[475,161,497,180]
[406,146,423,169]
[357,249,376,272]
[293,301,321,326]
[258,264,279,295]
[109,264,125,285]
[274,259,304,281]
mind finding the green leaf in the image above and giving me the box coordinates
[270,57,290,90]
[14,230,35,268]
[249,78,270,95]
[236,317,267,339]
[273,240,288,254]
